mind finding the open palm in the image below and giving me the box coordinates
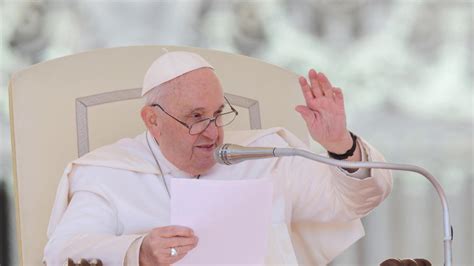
[295,69,350,152]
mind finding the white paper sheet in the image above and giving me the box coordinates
[170,178,273,265]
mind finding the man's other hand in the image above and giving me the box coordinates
[139,225,198,266]
[295,69,353,154]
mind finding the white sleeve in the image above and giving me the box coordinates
[44,175,141,265]
[124,236,146,266]
[334,138,370,179]
[289,137,393,223]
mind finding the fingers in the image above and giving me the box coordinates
[317,72,333,97]
[173,242,198,256]
[295,105,319,126]
[299,69,336,102]
[160,242,198,264]
[156,240,198,255]
[160,235,199,249]
[295,105,312,118]
[140,226,199,265]
[157,225,194,238]
[299,76,315,107]
[308,69,323,98]
[333,87,344,105]
[156,250,187,265]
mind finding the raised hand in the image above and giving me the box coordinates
[295,69,353,155]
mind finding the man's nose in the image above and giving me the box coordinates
[201,120,218,139]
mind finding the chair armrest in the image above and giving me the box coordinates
[380,258,431,266]
[65,258,103,266]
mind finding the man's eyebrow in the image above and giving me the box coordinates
[185,104,225,114]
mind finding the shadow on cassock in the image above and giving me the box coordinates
[0,178,434,266]
[0,180,10,266]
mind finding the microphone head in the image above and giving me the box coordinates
[214,143,276,165]
[214,143,234,165]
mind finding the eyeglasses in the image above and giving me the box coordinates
[150,96,239,135]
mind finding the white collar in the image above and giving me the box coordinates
[146,131,195,179]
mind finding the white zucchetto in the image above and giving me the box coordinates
[142,51,214,96]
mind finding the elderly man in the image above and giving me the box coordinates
[44,51,392,265]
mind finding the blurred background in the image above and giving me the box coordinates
[0,0,472,265]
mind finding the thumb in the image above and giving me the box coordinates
[295,105,316,124]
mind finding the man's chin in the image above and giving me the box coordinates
[191,161,216,176]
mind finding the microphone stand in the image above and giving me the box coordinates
[272,148,453,266]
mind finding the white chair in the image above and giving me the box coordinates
[9,46,311,265]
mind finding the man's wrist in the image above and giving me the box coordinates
[138,235,151,266]
[324,131,353,153]
[327,132,357,160]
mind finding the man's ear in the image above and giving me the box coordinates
[141,106,160,135]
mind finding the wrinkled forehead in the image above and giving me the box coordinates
[162,68,225,111]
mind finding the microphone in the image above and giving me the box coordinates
[214,143,453,266]
[213,144,277,165]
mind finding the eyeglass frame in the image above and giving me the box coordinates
[150,96,239,135]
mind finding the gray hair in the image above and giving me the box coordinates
[144,86,162,106]
[144,73,183,106]
[143,81,176,106]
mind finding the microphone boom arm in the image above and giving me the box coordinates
[274,147,453,266]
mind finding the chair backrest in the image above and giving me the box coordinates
[9,45,308,265]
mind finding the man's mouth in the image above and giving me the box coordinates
[195,143,215,150]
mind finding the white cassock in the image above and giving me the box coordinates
[44,127,392,265]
